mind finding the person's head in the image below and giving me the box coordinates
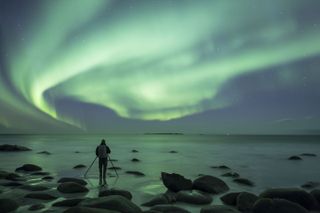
[101,139,106,145]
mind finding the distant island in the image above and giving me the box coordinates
[144,132,184,135]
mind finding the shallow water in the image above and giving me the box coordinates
[1,134,320,212]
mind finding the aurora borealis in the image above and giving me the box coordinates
[1,0,320,134]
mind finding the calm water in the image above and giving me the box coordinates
[1,134,320,212]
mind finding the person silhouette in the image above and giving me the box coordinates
[96,139,111,185]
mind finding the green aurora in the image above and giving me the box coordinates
[1,0,320,133]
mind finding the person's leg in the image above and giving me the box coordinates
[98,158,102,185]
[102,158,107,185]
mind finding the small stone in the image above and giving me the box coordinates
[37,151,51,155]
[221,172,240,178]
[125,171,145,176]
[211,165,230,169]
[132,149,139,153]
[193,175,229,194]
[131,158,140,162]
[42,176,54,181]
[58,177,87,185]
[0,144,31,151]
[73,164,86,169]
[220,192,241,206]
[169,150,178,153]
[233,178,254,186]
[288,156,302,160]
[57,182,89,194]
[300,153,317,157]
[236,192,258,211]
[16,164,42,172]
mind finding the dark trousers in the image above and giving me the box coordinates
[98,157,108,183]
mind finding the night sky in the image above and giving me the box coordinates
[1,0,320,134]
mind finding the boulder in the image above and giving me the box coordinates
[0,198,19,213]
[80,195,142,213]
[221,172,240,178]
[99,189,132,200]
[220,192,241,206]
[29,204,45,211]
[141,194,170,207]
[252,198,308,213]
[16,164,42,172]
[161,172,192,192]
[131,158,140,162]
[73,164,86,169]
[58,177,87,185]
[37,151,51,155]
[236,192,258,211]
[53,198,84,207]
[64,206,120,213]
[200,205,241,213]
[20,184,49,191]
[25,193,57,200]
[260,188,317,210]
[125,171,145,177]
[233,178,254,186]
[0,144,31,151]
[193,175,229,194]
[151,205,190,213]
[288,156,302,160]
[310,189,320,205]
[176,191,213,205]
[57,182,89,194]
[211,165,230,169]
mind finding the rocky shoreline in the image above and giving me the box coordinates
[0,144,319,213]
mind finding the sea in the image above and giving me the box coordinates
[0,134,319,212]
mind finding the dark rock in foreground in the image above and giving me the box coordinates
[99,189,132,200]
[151,204,190,213]
[29,204,45,211]
[73,164,86,169]
[58,177,87,186]
[57,182,89,194]
[200,205,241,213]
[193,175,229,194]
[125,171,145,176]
[15,164,42,172]
[176,191,213,205]
[161,172,192,192]
[64,206,120,213]
[260,188,317,210]
[236,192,258,212]
[288,155,302,160]
[220,192,241,206]
[252,198,308,213]
[233,178,254,186]
[141,194,171,207]
[80,195,142,213]
[0,144,31,151]
[0,198,19,213]
[53,198,84,207]
[25,193,57,200]
[311,189,320,204]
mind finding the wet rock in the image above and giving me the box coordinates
[25,193,57,200]
[20,184,49,191]
[288,155,302,160]
[169,150,178,153]
[236,192,258,211]
[31,171,50,176]
[57,182,89,194]
[161,172,192,192]
[99,189,132,200]
[64,206,120,213]
[73,164,86,169]
[53,198,84,207]
[16,164,42,172]
[221,172,240,178]
[200,205,241,213]
[0,198,19,213]
[37,151,51,155]
[132,149,139,153]
[80,195,142,213]
[220,192,241,206]
[176,190,213,205]
[300,153,317,157]
[151,205,190,213]
[0,144,31,151]
[301,181,320,189]
[125,171,145,176]
[310,189,320,204]
[260,188,317,210]
[58,177,87,186]
[131,158,140,162]
[211,165,230,169]
[141,194,170,207]
[233,178,254,186]
[29,203,45,211]
[193,175,229,194]
[252,198,308,213]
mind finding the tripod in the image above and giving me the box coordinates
[83,155,119,178]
